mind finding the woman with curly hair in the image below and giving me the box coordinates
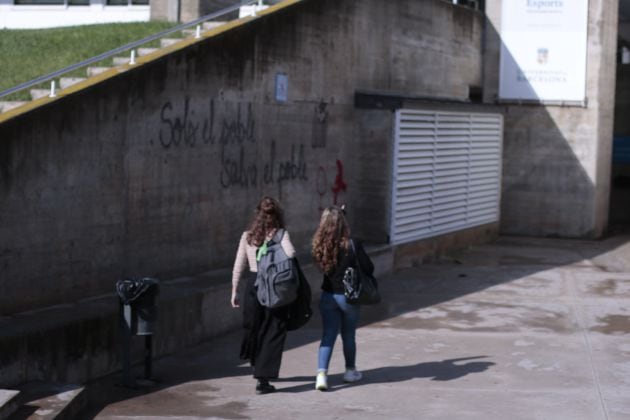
[311,205,374,391]
[231,196,296,395]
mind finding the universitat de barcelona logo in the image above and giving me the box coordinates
[537,47,549,65]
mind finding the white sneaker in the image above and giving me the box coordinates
[315,371,328,391]
[343,368,362,383]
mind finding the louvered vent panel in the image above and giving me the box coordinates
[391,110,503,244]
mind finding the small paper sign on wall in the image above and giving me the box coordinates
[275,73,288,102]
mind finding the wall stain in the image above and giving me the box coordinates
[369,301,572,333]
[591,314,630,335]
[498,255,546,265]
[106,384,249,419]
[589,279,618,296]
[311,100,328,148]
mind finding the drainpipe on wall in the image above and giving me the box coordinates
[480,4,487,102]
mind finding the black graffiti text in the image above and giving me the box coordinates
[219,103,255,146]
[220,145,257,189]
[277,143,308,184]
[158,97,216,148]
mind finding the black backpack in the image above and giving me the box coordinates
[255,229,299,308]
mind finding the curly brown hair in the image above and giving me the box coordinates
[246,196,285,247]
[312,206,350,274]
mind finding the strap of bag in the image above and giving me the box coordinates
[348,238,360,269]
[273,228,285,243]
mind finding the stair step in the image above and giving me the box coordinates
[239,4,269,18]
[30,89,51,100]
[202,21,226,30]
[86,66,111,77]
[112,56,132,66]
[11,382,85,420]
[0,390,20,420]
[0,101,27,113]
[137,47,158,57]
[160,38,181,48]
[181,21,226,38]
[59,77,86,89]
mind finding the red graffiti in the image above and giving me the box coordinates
[331,159,347,205]
[315,159,348,211]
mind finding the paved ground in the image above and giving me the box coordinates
[84,235,630,419]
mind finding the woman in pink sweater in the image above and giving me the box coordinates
[231,196,296,394]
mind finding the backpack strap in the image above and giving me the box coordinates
[256,229,285,262]
[271,228,285,244]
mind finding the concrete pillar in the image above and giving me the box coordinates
[0,0,10,29]
[150,0,182,22]
[179,0,201,23]
[483,0,619,238]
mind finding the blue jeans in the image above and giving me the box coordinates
[318,291,361,371]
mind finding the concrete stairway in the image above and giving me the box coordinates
[59,77,86,89]
[0,21,228,114]
[28,89,49,100]
[4,383,85,420]
[0,102,27,113]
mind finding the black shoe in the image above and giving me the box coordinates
[255,379,276,395]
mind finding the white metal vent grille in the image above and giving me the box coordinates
[390,109,503,244]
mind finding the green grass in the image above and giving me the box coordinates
[0,21,177,100]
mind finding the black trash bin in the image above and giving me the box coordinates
[116,277,159,335]
[115,277,160,386]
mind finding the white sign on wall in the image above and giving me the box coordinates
[275,73,288,102]
[499,0,589,103]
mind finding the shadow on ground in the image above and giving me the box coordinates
[275,356,494,394]
[82,234,630,417]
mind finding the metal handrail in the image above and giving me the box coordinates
[0,0,264,100]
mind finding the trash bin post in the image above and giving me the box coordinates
[144,335,153,380]
[120,303,135,387]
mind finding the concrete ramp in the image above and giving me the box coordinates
[81,236,630,420]
[0,390,20,420]
[9,383,85,420]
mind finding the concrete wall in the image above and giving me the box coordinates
[150,0,180,22]
[615,64,630,137]
[483,0,618,238]
[0,0,485,316]
[610,63,630,227]
[619,20,630,45]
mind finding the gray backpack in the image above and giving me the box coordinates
[255,229,299,308]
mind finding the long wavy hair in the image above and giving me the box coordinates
[312,206,350,274]
[246,196,285,247]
